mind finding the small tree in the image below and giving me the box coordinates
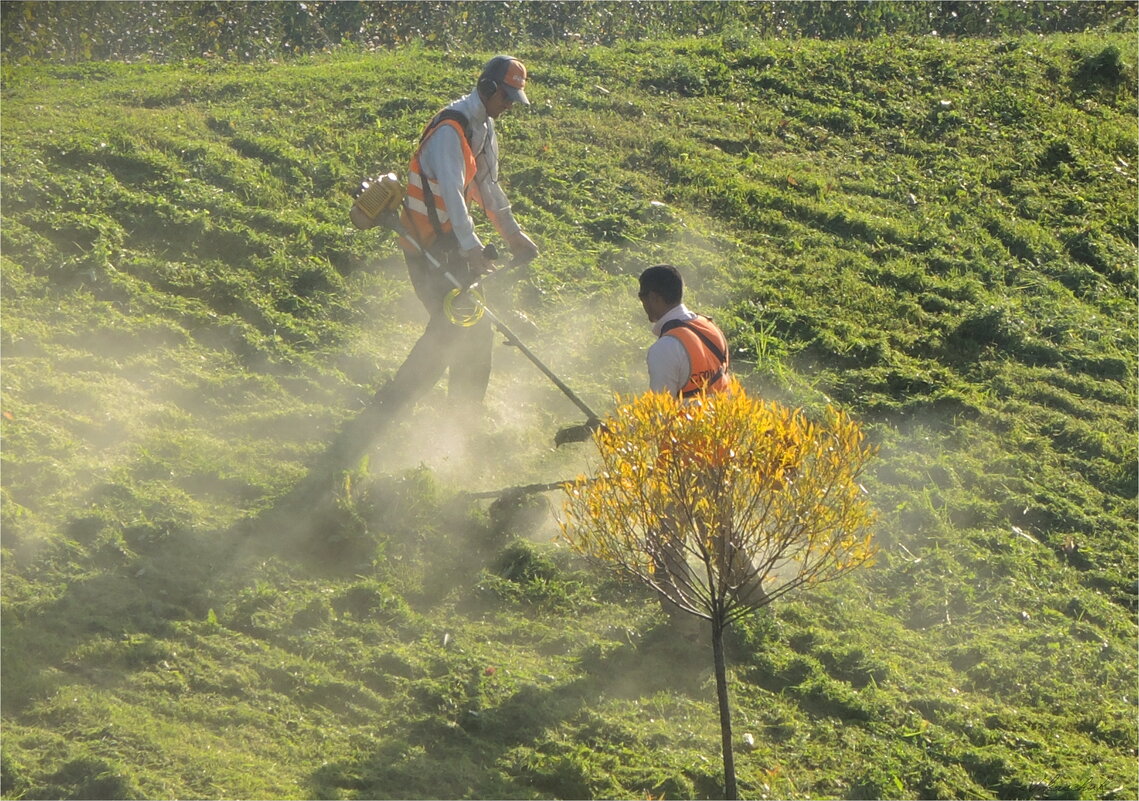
[559,381,878,799]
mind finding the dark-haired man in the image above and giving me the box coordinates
[637,265,765,637]
[394,55,540,409]
[638,264,729,399]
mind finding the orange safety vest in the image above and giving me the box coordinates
[660,316,730,398]
[399,109,479,256]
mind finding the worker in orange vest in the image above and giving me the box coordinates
[392,55,540,412]
[638,264,730,399]
[637,265,765,638]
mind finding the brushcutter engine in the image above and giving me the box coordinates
[350,172,404,230]
[349,170,501,325]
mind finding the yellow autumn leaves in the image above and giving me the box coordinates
[559,380,878,623]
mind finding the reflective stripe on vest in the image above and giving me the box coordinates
[660,316,730,397]
[399,115,478,255]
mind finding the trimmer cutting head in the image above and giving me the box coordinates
[554,418,603,447]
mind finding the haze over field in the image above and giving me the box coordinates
[2,4,1136,799]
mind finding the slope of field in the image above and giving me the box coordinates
[2,31,1136,800]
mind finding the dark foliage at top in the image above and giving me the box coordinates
[2,0,1134,64]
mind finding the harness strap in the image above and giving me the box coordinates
[681,370,724,398]
[417,110,474,253]
[420,109,473,146]
[660,317,728,398]
[660,318,728,365]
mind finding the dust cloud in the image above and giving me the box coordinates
[296,218,745,557]
[360,219,742,490]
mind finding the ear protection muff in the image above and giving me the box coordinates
[478,78,498,98]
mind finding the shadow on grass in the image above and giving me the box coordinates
[307,623,717,800]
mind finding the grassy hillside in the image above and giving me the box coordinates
[2,30,1137,800]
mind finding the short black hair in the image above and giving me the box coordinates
[639,264,684,305]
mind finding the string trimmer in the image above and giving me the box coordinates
[352,173,602,445]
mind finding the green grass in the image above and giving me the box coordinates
[2,30,1137,800]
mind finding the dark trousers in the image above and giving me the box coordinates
[256,250,492,526]
[396,251,493,408]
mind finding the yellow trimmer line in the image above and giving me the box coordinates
[443,284,486,327]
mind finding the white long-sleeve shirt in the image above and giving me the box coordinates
[416,89,523,252]
[647,303,699,395]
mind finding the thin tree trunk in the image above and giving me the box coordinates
[711,612,738,800]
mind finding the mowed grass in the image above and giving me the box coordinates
[2,31,1136,800]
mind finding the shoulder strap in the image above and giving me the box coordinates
[422,108,473,147]
[660,317,727,365]
[416,109,473,251]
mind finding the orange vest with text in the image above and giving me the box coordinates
[660,316,730,398]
